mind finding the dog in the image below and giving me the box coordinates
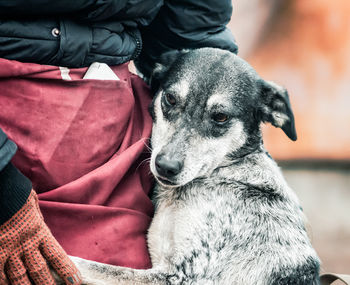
[62,48,320,285]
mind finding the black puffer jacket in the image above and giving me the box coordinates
[0,0,238,70]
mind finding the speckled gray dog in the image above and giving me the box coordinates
[66,48,320,285]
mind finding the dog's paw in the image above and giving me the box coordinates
[69,255,88,268]
[51,267,85,285]
[68,256,110,285]
[50,269,64,285]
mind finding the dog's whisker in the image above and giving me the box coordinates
[135,157,151,172]
[141,138,153,152]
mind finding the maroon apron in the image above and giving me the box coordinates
[0,58,153,269]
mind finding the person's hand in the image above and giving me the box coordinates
[0,190,82,284]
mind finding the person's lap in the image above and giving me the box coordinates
[0,59,154,268]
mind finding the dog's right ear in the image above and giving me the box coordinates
[150,50,188,93]
[257,80,297,141]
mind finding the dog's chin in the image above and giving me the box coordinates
[155,176,182,188]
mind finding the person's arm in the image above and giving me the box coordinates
[0,128,81,284]
[0,1,163,67]
[0,129,31,224]
[135,0,238,80]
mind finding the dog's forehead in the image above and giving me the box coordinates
[166,48,258,97]
[164,49,260,110]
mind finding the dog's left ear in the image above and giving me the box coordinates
[150,50,189,93]
[258,80,297,141]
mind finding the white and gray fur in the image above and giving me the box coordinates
[61,48,320,285]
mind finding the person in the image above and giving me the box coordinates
[0,0,238,284]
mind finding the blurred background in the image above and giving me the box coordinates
[228,0,350,275]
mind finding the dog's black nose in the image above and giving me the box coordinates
[155,154,183,178]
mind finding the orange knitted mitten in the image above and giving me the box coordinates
[0,190,82,284]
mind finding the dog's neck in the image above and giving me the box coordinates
[215,148,287,190]
[154,148,299,207]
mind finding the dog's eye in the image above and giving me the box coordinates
[212,113,229,123]
[164,93,176,106]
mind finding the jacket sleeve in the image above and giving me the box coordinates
[135,0,238,79]
[0,128,32,225]
[0,0,163,67]
[0,0,162,23]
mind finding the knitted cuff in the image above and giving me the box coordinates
[0,129,17,171]
[0,162,32,225]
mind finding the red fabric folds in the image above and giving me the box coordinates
[0,58,154,269]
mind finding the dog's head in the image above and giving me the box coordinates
[149,48,296,188]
